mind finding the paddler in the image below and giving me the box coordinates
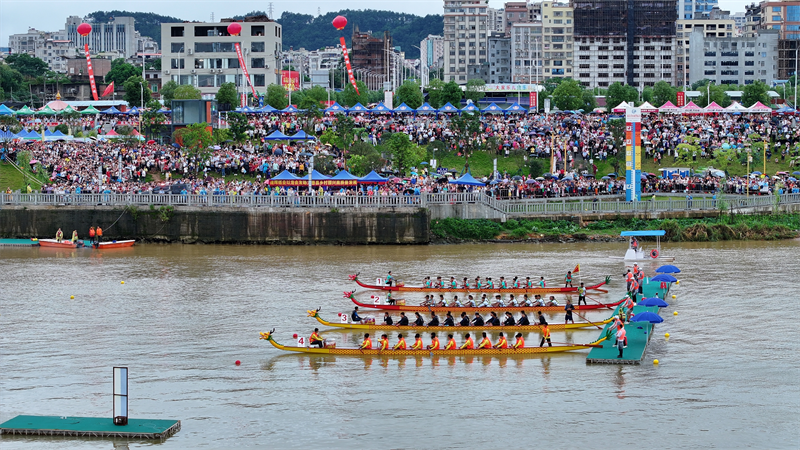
[577,282,587,306]
[360,333,372,349]
[546,295,559,306]
[474,276,482,289]
[494,332,509,349]
[71,230,79,243]
[427,333,440,350]
[55,228,64,242]
[424,276,432,288]
[458,312,469,326]
[471,312,485,327]
[538,277,546,288]
[462,277,469,289]
[427,312,440,327]
[383,312,393,325]
[564,270,573,288]
[499,277,507,289]
[486,311,501,327]
[378,334,389,351]
[397,312,409,326]
[460,333,474,349]
[513,333,525,349]
[517,311,531,326]
[477,332,492,349]
[512,277,520,288]
[309,328,323,348]
[525,277,533,288]
[410,333,424,350]
[434,276,443,288]
[539,323,552,347]
[486,277,494,289]
[393,334,407,350]
[445,334,457,350]
[564,299,575,324]
[537,311,548,325]
[443,312,455,327]
[478,294,491,308]
[503,312,515,326]
[385,271,393,286]
[413,312,425,327]
[450,277,457,289]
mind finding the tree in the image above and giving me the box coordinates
[606,82,638,111]
[160,80,178,104]
[642,87,654,103]
[695,82,731,107]
[141,104,166,141]
[173,85,202,100]
[426,78,446,108]
[123,76,151,107]
[741,80,770,108]
[105,59,140,85]
[465,79,486,103]
[581,90,597,112]
[266,84,288,109]
[227,112,251,142]
[216,82,238,111]
[5,54,49,78]
[297,85,329,110]
[691,79,713,91]
[174,123,213,165]
[0,64,24,100]
[145,58,161,71]
[551,79,584,111]
[652,80,677,107]
[442,80,463,106]
[395,80,423,109]
[341,80,370,107]
[385,132,426,175]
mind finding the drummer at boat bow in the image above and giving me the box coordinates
[385,272,393,286]
[310,328,323,348]
[351,307,363,323]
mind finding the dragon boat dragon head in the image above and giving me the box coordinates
[343,291,356,300]
[348,272,360,281]
[306,308,321,318]
[259,328,276,341]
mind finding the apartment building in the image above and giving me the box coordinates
[541,2,574,80]
[66,16,138,59]
[505,2,533,34]
[420,34,445,87]
[487,7,506,33]
[677,0,720,19]
[443,0,490,84]
[510,23,543,83]
[160,16,282,97]
[676,17,736,86]
[487,32,512,83]
[688,27,779,85]
[34,39,77,73]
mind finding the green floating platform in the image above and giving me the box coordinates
[0,415,180,440]
[586,279,669,365]
[0,239,40,247]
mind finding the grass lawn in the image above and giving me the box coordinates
[434,150,533,177]
[0,162,31,191]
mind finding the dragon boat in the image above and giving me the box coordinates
[259,329,611,357]
[345,292,624,314]
[307,309,612,332]
[349,274,610,294]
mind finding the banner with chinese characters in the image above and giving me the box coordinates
[281,70,300,91]
[339,37,359,94]
[676,91,685,107]
[234,43,257,97]
[529,91,537,111]
[625,107,642,201]
[84,44,99,101]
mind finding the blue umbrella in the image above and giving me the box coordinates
[601,176,610,180]
[651,274,678,283]
[792,171,800,176]
[750,171,762,176]
[638,297,669,308]
[656,265,681,274]
[630,311,664,323]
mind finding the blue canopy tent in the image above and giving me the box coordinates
[268,169,303,186]
[438,102,460,113]
[481,103,504,114]
[359,170,388,184]
[330,170,359,186]
[461,103,480,113]
[264,130,291,140]
[393,103,415,113]
[126,106,140,115]
[0,105,15,116]
[324,102,348,114]
[235,106,257,113]
[775,105,797,114]
[288,130,316,140]
[101,106,123,115]
[156,108,172,114]
[449,173,486,186]
[280,105,302,114]
[369,103,393,114]
[46,130,71,141]
[348,103,369,113]
[505,103,527,114]
[415,103,437,114]
[256,105,278,114]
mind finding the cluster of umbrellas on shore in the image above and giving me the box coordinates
[629,264,681,324]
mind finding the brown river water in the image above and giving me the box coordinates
[1,240,798,449]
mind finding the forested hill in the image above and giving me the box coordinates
[86,9,443,59]
[87,11,182,44]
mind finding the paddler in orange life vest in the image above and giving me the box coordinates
[630,278,640,303]
[378,334,389,351]
[309,328,323,348]
[623,296,635,322]
[359,333,372,349]
[393,334,407,350]
[410,333,424,350]
[625,269,634,292]
[427,333,440,350]
[513,333,525,349]
[615,324,627,358]
[477,332,492,349]
[540,323,552,347]
[460,333,474,349]
[494,332,509,349]
[444,334,456,350]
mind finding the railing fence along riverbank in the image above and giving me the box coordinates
[2,192,799,216]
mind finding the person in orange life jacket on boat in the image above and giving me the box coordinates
[477,332,492,349]
[410,333,424,350]
[494,332,509,349]
[360,333,372,349]
[460,333,474,349]
[393,334,407,350]
[445,334,457,350]
[539,323,552,347]
[513,333,525,349]
[310,328,323,348]
[378,334,389,351]
[427,333,440,350]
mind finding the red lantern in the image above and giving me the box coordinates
[227,22,242,36]
[332,16,347,31]
[77,23,92,37]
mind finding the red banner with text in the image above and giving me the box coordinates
[676,91,685,107]
[281,70,300,92]
[234,43,257,97]
[529,91,538,110]
[84,44,98,101]
[340,37,359,95]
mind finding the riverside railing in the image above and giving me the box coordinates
[2,192,798,214]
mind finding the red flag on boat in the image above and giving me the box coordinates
[101,82,114,97]
[573,264,580,274]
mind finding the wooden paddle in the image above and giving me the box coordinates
[550,342,604,348]
[575,311,603,329]
[585,295,614,310]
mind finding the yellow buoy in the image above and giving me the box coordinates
[676,280,680,285]
[673,311,678,316]
[672,294,677,299]
[70,295,74,299]
[653,359,659,365]
[121,281,125,284]
[665,332,670,338]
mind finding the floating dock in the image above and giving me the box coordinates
[586,279,669,365]
[0,238,40,247]
[0,416,180,440]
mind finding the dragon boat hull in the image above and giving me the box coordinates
[348,296,624,314]
[351,275,609,294]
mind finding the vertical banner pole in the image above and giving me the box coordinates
[85,44,99,101]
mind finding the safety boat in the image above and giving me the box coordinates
[307,309,613,333]
[349,274,610,294]
[259,329,611,357]
[38,239,135,249]
[609,231,674,262]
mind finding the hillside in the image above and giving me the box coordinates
[87,11,182,44]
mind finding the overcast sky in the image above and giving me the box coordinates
[1,0,754,48]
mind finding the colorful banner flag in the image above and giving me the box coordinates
[234,43,257,97]
[281,71,300,91]
[529,91,538,111]
[240,92,247,108]
[84,44,99,101]
[573,264,580,274]
[676,91,685,107]
[339,37,359,95]
[101,81,114,97]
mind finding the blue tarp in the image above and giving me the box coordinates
[438,102,460,113]
[651,274,678,283]
[359,170,388,184]
[264,130,291,140]
[370,103,393,113]
[288,130,315,140]
[0,130,14,139]
[0,105,15,116]
[481,103,504,114]
[449,173,485,186]
[393,103,415,113]
[415,103,436,114]
[324,102,348,113]
[126,106,140,115]
[620,230,666,237]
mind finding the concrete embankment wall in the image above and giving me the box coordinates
[0,206,430,244]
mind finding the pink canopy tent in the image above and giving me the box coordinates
[658,101,680,113]
[748,101,772,113]
[704,102,725,113]
[680,101,703,114]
